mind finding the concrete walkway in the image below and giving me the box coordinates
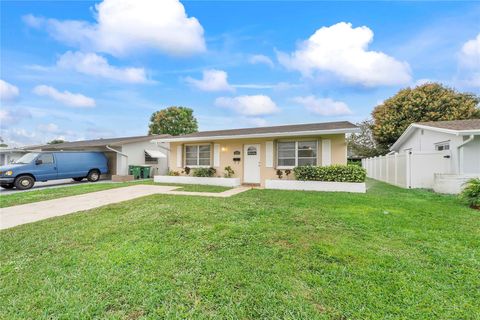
[0,185,251,230]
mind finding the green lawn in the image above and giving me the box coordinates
[0,179,230,208]
[1,180,479,319]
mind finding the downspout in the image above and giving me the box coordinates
[456,135,474,174]
[106,145,128,175]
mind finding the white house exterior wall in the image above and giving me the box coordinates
[394,128,464,173]
[121,140,169,175]
[460,136,480,174]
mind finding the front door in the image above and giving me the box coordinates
[243,144,261,184]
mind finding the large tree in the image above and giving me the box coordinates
[372,83,480,149]
[347,119,388,158]
[47,139,65,145]
[148,106,198,136]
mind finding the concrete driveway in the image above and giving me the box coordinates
[0,178,113,195]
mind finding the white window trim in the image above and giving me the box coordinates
[276,140,317,169]
[185,144,211,168]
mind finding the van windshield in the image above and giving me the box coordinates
[13,153,40,164]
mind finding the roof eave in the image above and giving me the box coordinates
[152,127,360,143]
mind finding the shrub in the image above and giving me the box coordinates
[224,166,235,178]
[276,169,283,179]
[293,165,366,183]
[168,170,180,176]
[192,167,216,177]
[460,178,480,209]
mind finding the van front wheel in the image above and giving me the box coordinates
[87,170,100,182]
[14,176,35,190]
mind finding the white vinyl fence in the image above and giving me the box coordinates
[362,151,451,189]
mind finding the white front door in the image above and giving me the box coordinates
[244,144,261,184]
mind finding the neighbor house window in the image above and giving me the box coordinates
[277,141,317,168]
[435,141,450,151]
[185,144,211,166]
[144,151,158,164]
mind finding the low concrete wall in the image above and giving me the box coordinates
[265,179,366,193]
[154,175,241,187]
[111,175,134,182]
[433,174,479,194]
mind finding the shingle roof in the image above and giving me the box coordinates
[416,119,480,131]
[39,134,169,149]
[158,121,358,141]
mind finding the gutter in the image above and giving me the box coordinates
[106,145,128,157]
[151,128,360,143]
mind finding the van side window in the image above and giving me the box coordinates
[38,153,54,164]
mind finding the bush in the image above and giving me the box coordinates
[224,166,235,178]
[460,178,480,209]
[192,167,217,177]
[293,165,366,183]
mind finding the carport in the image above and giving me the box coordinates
[40,135,170,179]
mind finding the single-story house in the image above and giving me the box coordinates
[152,121,359,187]
[390,119,480,175]
[0,147,29,166]
[40,135,169,179]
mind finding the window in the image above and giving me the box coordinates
[144,151,158,164]
[277,141,317,168]
[185,144,211,167]
[37,153,54,164]
[247,146,257,155]
[435,142,450,151]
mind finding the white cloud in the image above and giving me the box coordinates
[293,95,352,116]
[215,95,280,116]
[33,85,96,108]
[185,69,234,92]
[38,123,60,133]
[57,51,147,83]
[277,22,411,87]
[249,54,274,68]
[460,33,480,69]
[458,33,480,87]
[24,0,205,56]
[0,80,20,102]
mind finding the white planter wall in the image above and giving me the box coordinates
[265,179,366,193]
[154,175,240,187]
[433,174,479,194]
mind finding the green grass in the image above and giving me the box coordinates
[0,179,230,208]
[1,180,479,319]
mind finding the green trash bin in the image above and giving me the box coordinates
[128,165,141,179]
[139,165,152,179]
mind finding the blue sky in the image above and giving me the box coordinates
[1,0,479,146]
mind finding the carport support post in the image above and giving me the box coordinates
[106,145,129,176]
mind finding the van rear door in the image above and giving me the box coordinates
[33,153,58,181]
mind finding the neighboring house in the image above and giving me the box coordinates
[39,135,170,178]
[152,121,359,187]
[390,119,480,175]
[363,119,480,194]
[0,147,29,166]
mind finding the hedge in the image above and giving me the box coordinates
[293,165,366,183]
[192,167,217,177]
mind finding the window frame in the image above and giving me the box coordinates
[276,140,318,169]
[434,141,450,151]
[184,144,211,168]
